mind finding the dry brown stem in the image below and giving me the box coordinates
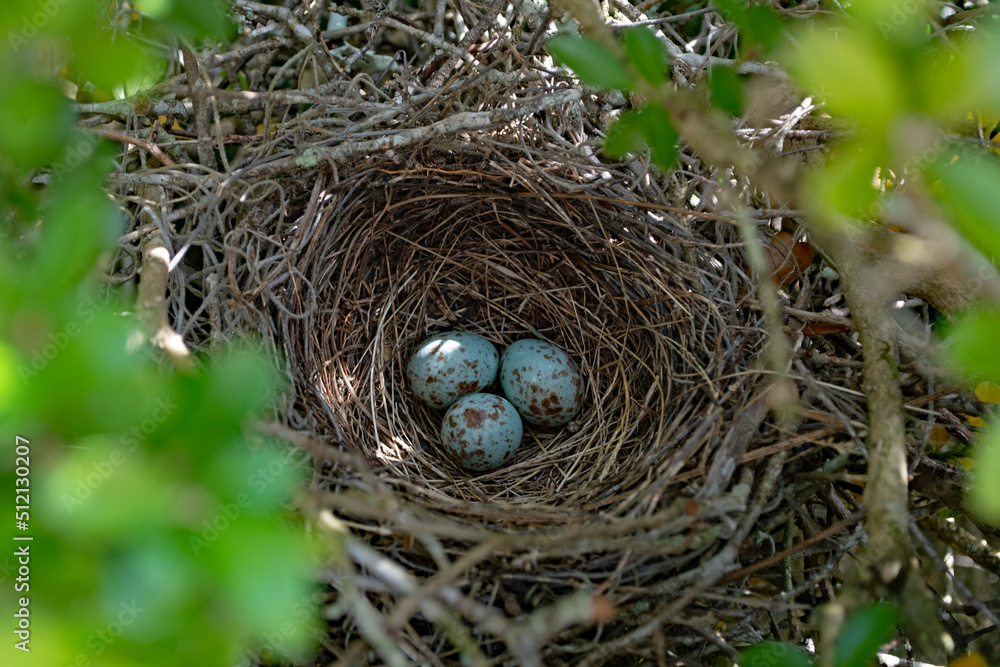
[136,233,196,372]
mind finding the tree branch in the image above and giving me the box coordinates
[822,227,948,654]
[137,233,196,372]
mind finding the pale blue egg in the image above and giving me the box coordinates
[500,339,583,427]
[440,393,523,471]
[406,331,499,409]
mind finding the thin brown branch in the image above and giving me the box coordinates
[136,232,196,372]
[180,45,217,170]
[95,128,176,166]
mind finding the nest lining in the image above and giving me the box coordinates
[292,150,765,522]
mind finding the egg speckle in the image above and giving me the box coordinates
[440,393,523,471]
[499,339,583,427]
[407,331,499,409]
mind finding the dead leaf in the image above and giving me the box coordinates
[801,322,849,336]
[948,654,988,667]
[764,231,815,286]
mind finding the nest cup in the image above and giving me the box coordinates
[297,153,761,518]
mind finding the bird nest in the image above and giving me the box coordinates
[83,0,1000,657]
[71,0,1000,661]
[238,145,993,664]
[301,159,762,510]
[269,143,793,665]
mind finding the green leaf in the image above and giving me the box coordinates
[0,78,77,169]
[970,426,1000,524]
[714,0,783,55]
[833,603,898,667]
[807,137,886,218]
[38,435,175,540]
[204,440,305,513]
[847,0,930,46]
[547,35,633,90]
[910,35,1000,120]
[136,0,237,42]
[713,0,747,22]
[205,519,315,650]
[623,27,666,85]
[30,159,123,295]
[709,65,743,115]
[925,148,1000,255]
[0,0,95,40]
[741,4,784,55]
[739,641,815,667]
[945,309,1000,384]
[785,29,904,128]
[641,102,679,170]
[604,104,678,170]
[0,341,17,407]
[21,309,160,435]
[605,109,647,158]
[208,347,279,420]
[73,34,156,97]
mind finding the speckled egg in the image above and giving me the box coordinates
[406,331,500,409]
[440,393,523,471]
[499,339,583,427]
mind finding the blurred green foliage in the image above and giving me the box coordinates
[832,603,899,667]
[549,0,1000,525]
[787,0,1000,221]
[738,641,816,667]
[548,25,679,170]
[969,427,1000,524]
[713,0,782,56]
[708,65,743,116]
[548,34,633,90]
[789,0,1000,525]
[737,603,898,667]
[623,26,667,86]
[550,0,1000,660]
[0,1,317,666]
[925,148,1000,256]
[604,102,678,169]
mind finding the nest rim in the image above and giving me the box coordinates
[288,152,766,525]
